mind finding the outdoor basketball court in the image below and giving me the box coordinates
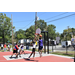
[0,50,74,62]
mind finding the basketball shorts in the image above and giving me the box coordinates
[39,46,43,50]
[32,48,35,52]
[13,50,18,53]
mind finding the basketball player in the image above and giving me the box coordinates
[28,40,36,59]
[38,35,43,57]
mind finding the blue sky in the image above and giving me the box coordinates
[0,12,75,33]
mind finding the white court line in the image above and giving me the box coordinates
[2,50,74,61]
[18,50,74,59]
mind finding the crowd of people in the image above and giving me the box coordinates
[0,43,12,52]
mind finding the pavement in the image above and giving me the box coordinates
[0,50,74,62]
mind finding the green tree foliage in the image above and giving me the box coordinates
[24,20,48,40]
[15,20,56,41]
[47,24,56,40]
[25,25,35,40]
[36,20,47,31]
[0,13,15,44]
[60,28,75,41]
[15,29,26,41]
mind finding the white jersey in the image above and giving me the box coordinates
[20,45,24,51]
[33,43,36,48]
[1,44,3,47]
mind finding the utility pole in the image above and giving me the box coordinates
[35,12,37,33]
[35,12,37,40]
[11,14,13,48]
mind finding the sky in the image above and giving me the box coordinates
[0,12,75,34]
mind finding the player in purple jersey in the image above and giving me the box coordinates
[38,35,43,57]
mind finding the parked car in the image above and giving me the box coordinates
[61,41,71,48]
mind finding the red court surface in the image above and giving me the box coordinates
[0,51,74,62]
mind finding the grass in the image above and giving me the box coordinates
[51,51,75,57]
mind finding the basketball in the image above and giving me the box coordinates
[39,34,42,37]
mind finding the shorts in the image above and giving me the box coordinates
[1,47,3,49]
[13,50,18,53]
[39,46,43,50]
[32,48,35,52]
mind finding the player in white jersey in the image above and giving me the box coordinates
[28,40,36,59]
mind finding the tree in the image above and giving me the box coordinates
[47,24,56,40]
[25,25,35,40]
[15,29,26,41]
[0,13,15,44]
[71,28,75,37]
[60,28,73,41]
[36,20,47,31]
[56,32,60,37]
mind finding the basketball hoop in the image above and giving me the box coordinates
[36,28,41,34]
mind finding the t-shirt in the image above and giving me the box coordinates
[36,41,37,45]
[14,45,19,50]
[1,44,3,47]
[33,42,36,48]
[39,39,43,46]
[20,45,24,49]
[8,45,10,47]
[4,44,6,48]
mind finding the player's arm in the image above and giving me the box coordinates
[37,35,39,41]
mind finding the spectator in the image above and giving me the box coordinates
[8,44,10,51]
[1,44,3,50]
[4,43,6,52]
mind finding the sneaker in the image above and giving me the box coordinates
[28,57,30,59]
[10,56,12,58]
[40,55,42,58]
[33,57,35,59]
[15,56,18,59]
[19,55,21,57]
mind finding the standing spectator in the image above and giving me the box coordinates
[8,44,10,51]
[4,43,6,52]
[1,44,3,50]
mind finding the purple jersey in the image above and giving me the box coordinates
[39,39,43,46]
